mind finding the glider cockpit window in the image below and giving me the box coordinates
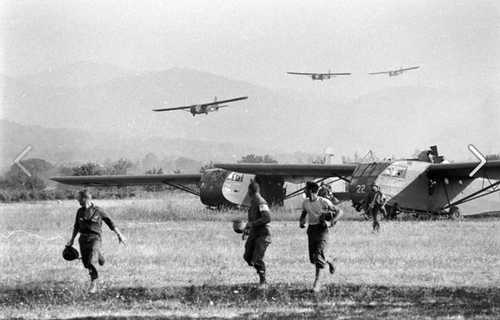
[382,166,407,178]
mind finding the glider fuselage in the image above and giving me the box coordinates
[206,160,472,213]
[348,160,471,213]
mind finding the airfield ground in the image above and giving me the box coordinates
[0,194,499,319]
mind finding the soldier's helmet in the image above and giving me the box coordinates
[62,245,79,261]
[232,219,246,234]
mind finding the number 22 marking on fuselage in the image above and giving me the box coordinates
[355,184,366,193]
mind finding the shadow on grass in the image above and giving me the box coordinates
[1,282,499,319]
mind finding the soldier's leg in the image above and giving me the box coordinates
[313,266,322,292]
[88,265,98,281]
[323,239,335,274]
[243,235,256,267]
[79,238,93,276]
[312,232,329,292]
[94,238,105,266]
[90,238,102,277]
[81,236,102,292]
[371,208,380,232]
[307,229,316,265]
[88,238,101,293]
[308,227,328,266]
[312,245,324,292]
[327,246,336,275]
[314,239,327,269]
[380,205,387,219]
[252,236,270,285]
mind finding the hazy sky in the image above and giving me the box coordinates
[1,0,499,97]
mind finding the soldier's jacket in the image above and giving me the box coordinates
[366,190,383,208]
[301,196,335,226]
[73,204,115,236]
[247,194,271,238]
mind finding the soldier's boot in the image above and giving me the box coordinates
[89,279,98,294]
[312,284,320,292]
[257,271,267,290]
[327,260,336,275]
[312,266,322,292]
[312,279,321,293]
[98,253,105,266]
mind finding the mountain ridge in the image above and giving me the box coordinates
[0,119,278,172]
[2,62,498,160]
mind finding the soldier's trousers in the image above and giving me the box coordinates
[368,206,383,231]
[307,224,329,269]
[244,233,271,274]
[79,234,103,280]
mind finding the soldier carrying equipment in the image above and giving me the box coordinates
[300,181,343,292]
[66,190,126,293]
[242,181,272,289]
[365,184,385,232]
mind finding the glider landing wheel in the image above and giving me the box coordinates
[449,206,462,220]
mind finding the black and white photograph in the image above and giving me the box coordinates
[1,0,499,319]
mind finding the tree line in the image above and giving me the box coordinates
[0,153,278,202]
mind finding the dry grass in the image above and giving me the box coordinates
[1,195,499,319]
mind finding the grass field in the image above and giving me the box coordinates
[1,194,499,319]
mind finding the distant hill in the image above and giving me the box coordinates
[1,65,316,153]
[1,62,499,160]
[0,119,276,172]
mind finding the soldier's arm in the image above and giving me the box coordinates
[99,208,126,244]
[328,195,344,223]
[67,212,79,246]
[247,204,271,228]
[317,198,334,222]
[324,198,335,211]
[332,206,344,223]
[331,195,341,205]
[99,208,116,231]
[299,201,307,228]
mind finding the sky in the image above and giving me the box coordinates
[0,0,499,161]
[1,0,499,98]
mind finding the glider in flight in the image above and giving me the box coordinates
[153,96,248,116]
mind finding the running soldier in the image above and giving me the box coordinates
[318,183,340,205]
[300,181,343,292]
[243,181,271,289]
[365,184,385,232]
[66,190,125,293]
